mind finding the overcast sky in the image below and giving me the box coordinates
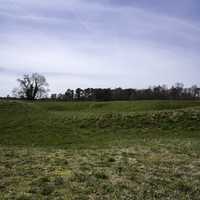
[0,0,200,96]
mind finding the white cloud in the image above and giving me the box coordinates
[0,0,200,96]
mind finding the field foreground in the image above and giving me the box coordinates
[0,100,200,199]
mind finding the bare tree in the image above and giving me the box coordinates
[13,73,49,100]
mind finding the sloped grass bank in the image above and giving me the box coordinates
[0,101,200,148]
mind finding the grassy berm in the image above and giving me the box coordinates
[0,100,200,200]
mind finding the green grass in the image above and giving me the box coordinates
[0,100,200,199]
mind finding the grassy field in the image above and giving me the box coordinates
[0,100,200,199]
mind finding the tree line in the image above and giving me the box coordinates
[0,73,199,101]
[51,84,200,101]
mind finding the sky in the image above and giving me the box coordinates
[0,0,200,96]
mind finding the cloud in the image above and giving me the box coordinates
[1,0,200,50]
[0,0,200,96]
[0,67,5,71]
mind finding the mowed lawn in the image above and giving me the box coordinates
[0,100,200,199]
